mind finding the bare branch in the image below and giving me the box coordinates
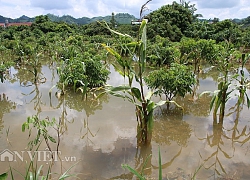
[140,0,153,19]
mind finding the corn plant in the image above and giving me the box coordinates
[101,15,174,144]
[27,53,46,84]
[200,45,249,122]
[233,53,250,107]
[200,47,234,122]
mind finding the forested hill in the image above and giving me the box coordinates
[0,13,137,25]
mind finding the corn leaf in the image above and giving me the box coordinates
[102,45,122,61]
[131,87,142,102]
[109,85,131,92]
[158,147,162,180]
[122,164,145,180]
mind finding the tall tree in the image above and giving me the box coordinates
[146,1,194,41]
[110,12,116,28]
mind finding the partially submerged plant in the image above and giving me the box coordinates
[144,63,195,101]
[27,53,46,84]
[233,53,250,107]
[101,16,176,144]
[200,45,250,122]
[56,51,109,96]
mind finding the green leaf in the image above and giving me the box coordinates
[126,42,138,48]
[36,165,44,180]
[131,87,142,102]
[0,173,8,180]
[102,44,121,60]
[29,172,33,180]
[147,111,154,132]
[210,95,217,111]
[140,154,152,176]
[147,101,155,113]
[246,94,250,109]
[22,123,26,132]
[41,120,46,127]
[58,161,79,180]
[48,136,56,143]
[109,91,125,99]
[153,100,166,109]
[158,147,162,180]
[122,164,145,180]
[27,116,32,123]
[139,19,147,40]
[109,85,131,92]
[100,21,133,39]
[73,80,77,92]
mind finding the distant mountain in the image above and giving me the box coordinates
[47,13,137,25]
[232,18,242,24]
[0,13,137,25]
[1,13,248,26]
[0,15,12,23]
[15,15,34,22]
[0,15,34,23]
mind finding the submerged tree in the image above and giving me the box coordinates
[144,63,195,101]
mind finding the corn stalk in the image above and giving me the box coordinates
[101,19,169,144]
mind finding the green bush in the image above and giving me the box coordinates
[144,63,195,100]
[57,52,109,89]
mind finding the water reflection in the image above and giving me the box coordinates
[0,93,16,131]
[1,60,250,179]
[22,84,44,115]
[153,107,192,147]
[106,107,188,179]
[176,93,212,117]
[198,101,250,179]
[48,89,110,140]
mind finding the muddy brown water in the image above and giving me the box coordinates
[0,62,250,180]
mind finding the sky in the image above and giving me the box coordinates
[0,0,249,20]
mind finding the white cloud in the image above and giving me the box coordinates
[0,0,249,20]
[195,0,239,9]
[30,0,72,10]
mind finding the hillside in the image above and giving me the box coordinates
[1,13,249,27]
[0,13,137,25]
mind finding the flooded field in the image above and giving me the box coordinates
[0,62,250,180]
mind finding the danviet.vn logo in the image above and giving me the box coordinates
[0,149,77,162]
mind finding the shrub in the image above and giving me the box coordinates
[144,63,195,101]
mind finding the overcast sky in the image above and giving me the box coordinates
[0,0,249,20]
